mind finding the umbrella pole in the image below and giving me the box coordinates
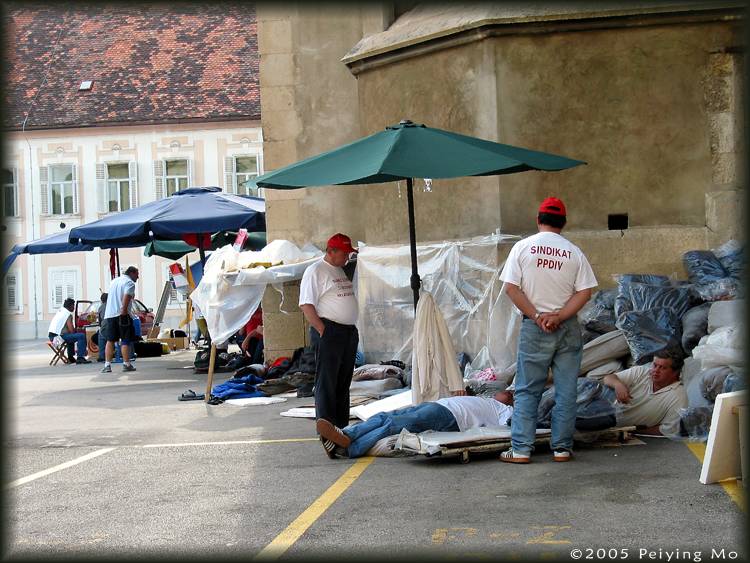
[406,177,420,310]
[115,248,121,277]
[198,234,206,266]
[204,343,217,402]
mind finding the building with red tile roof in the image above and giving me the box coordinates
[3,2,264,339]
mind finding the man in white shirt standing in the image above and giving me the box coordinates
[299,233,359,457]
[499,197,598,463]
[101,266,139,373]
[48,297,90,364]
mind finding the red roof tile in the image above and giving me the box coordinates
[3,2,260,130]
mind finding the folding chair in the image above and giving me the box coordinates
[47,339,70,366]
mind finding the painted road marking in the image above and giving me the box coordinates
[142,438,318,448]
[5,448,116,489]
[254,456,375,560]
[686,442,745,510]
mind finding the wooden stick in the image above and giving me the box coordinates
[205,343,217,402]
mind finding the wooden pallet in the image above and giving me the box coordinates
[428,426,637,464]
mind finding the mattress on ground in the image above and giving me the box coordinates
[395,426,552,455]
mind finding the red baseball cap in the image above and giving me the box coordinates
[327,233,357,253]
[538,197,567,216]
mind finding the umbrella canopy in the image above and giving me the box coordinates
[11,229,94,255]
[143,231,268,260]
[255,120,585,306]
[3,229,98,276]
[69,187,266,248]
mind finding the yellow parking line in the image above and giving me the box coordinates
[686,442,745,511]
[254,456,375,560]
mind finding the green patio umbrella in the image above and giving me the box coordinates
[143,231,268,259]
[255,120,586,308]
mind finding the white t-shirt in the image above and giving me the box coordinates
[500,231,597,313]
[48,307,72,335]
[104,275,136,319]
[435,396,514,431]
[299,258,358,326]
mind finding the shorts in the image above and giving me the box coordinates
[103,315,135,343]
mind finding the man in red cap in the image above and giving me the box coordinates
[498,197,597,464]
[299,233,360,457]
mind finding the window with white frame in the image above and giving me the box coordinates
[165,159,189,197]
[2,270,21,313]
[97,162,138,213]
[49,164,76,215]
[154,159,191,200]
[2,168,18,217]
[225,155,261,197]
[49,268,79,312]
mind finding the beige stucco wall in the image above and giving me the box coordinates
[258,3,391,359]
[257,5,744,360]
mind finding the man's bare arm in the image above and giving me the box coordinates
[602,373,632,403]
[300,304,325,336]
[542,288,592,331]
[121,294,133,316]
[503,283,553,333]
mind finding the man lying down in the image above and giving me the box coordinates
[316,391,514,459]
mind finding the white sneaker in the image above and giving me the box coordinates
[499,449,530,464]
[553,450,572,462]
[100,365,112,373]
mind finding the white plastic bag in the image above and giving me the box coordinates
[692,326,744,369]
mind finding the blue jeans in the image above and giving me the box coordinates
[511,317,583,454]
[98,330,106,360]
[343,402,459,458]
[61,332,87,361]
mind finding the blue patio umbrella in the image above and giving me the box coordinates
[69,187,266,262]
[3,229,95,276]
[1,228,145,276]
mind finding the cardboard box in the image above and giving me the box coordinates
[146,336,189,351]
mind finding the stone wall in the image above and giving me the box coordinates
[256,4,744,360]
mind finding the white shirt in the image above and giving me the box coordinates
[104,275,136,319]
[299,257,358,326]
[611,364,687,436]
[436,396,514,431]
[48,307,72,335]
[500,231,597,313]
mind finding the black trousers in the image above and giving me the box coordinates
[310,318,359,429]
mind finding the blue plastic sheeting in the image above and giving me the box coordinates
[69,187,265,247]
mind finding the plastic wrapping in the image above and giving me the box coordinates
[613,274,672,319]
[699,366,733,402]
[681,303,711,354]
[678,406,714,440]
[722,372,747,393]
[707,299,744,333]
[356,233,521,371]
[713,239,744,279]
[616,308,683,364]
[191,242,324,346]
[682,249,739,301]
[691,326,744,369]
[537,379,618,429]
[578,289,618,335]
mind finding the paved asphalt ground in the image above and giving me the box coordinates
[3,339,745,560]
